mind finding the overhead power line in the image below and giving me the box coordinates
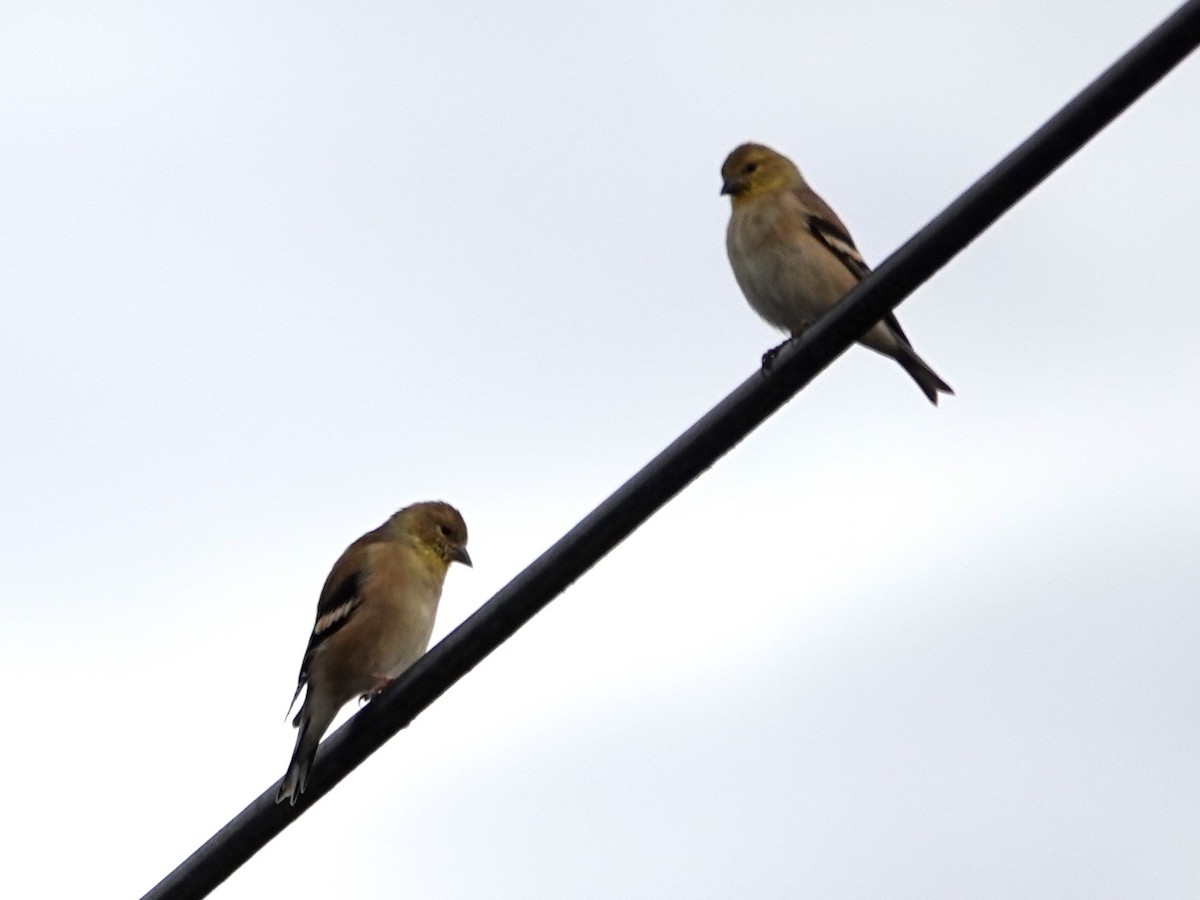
[141,3,1200,898]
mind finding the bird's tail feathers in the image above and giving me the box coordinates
[894,343,954,406]
[276,695,335,806]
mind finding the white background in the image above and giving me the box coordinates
[3,2,1199,897]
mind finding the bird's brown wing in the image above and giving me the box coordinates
[287,524,388,711]
[797,185,911,346]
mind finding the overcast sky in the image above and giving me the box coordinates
[3,2,1200,898]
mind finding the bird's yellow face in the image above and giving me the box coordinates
[720,143,800,205]
[396,501,472,569]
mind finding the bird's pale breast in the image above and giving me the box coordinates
[360,542,443,680]
[727,192,858,335]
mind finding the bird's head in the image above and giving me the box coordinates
[394,501,472,568]
[720,143,803,204]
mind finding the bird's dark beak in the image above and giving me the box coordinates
[452,545,472,567]
[720,177,740,197]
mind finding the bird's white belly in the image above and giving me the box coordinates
[378,595,437,679]
[734,244,846,335]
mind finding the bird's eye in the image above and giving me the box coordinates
[741,162,759,175]
[439,524,452,537]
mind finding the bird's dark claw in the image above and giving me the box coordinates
[761,339,791,373]
[358,674,393,704]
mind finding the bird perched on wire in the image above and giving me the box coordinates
[721,142,953,404]
[276,501,471,806]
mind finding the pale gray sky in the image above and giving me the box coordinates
[3,2,1199,898]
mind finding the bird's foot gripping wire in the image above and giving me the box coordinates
[761,338,792,373]
[358,674,394,705]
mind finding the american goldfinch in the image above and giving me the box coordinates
[276,501,471,806]
[721,142,953,404]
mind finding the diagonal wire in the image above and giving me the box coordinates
[141,3,1200,897]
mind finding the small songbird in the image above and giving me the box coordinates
[276,501,471,805]
[721,142,953,404]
